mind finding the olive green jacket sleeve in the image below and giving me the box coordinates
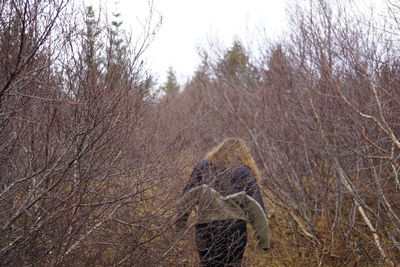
[242,194,270,249]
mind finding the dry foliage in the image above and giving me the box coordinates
[0,0,399,266]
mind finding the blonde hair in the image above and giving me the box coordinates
[205,138,262,183]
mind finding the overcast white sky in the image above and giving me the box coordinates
[92,0,288,84]
[89,0,389,85]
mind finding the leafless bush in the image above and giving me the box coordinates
[1,0,398,266]
[0,0,177,265]
[165,1,399,265]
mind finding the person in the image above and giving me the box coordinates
[175,138,270,267]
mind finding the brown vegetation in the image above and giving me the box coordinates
[0,0,399,266]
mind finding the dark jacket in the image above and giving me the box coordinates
[176,160,270,249]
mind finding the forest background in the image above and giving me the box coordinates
[0,0,399,266]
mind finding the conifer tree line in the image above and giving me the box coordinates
[0,0,399,266]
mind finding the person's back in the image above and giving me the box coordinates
[175,139,270,266]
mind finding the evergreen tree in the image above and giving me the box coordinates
[161,66,180,97]
[265,44,294,90]
[84,5,102,87]
[109,11,125,63]
[267,45,293,78]
[106,8,127,82]
[217,40,250,77]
